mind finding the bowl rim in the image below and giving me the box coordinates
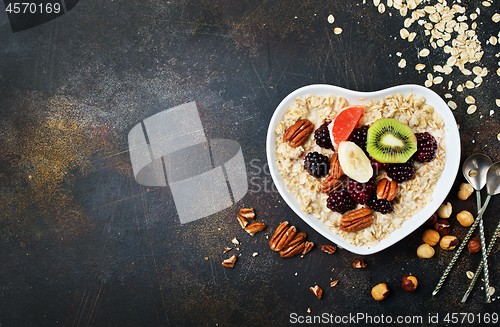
[266,84,461,255]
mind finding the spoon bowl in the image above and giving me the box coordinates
[486,162,500,195]
[463,154,492,191]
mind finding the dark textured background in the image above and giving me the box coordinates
[1,0,500,326]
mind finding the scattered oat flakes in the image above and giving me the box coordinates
[465,96,475,104]
[334,27,343,34]
[424,79,433,88]
[433,76,443,84]
[328,14,335,24]
[331,280,339,287]
[457,85,464,92]
[497,133,500,141]
[482,1,491,6]
[496,99,500,107]
[419,48,430,57]
[232,237,240,245]
[396,52,402,57]
[408,32,416,42]
[415,63,426,71]
[493,13,500,23]
[467,271,474,279]
[489,287,496,296]
[252,252,258,257]
[448,101,457,110]
[467,105,477,114]
[490,36,498,45]
[398,59,407,68]
[445,93,452,98]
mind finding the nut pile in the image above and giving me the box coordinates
[268,221,314,258]
[417,181,482,259]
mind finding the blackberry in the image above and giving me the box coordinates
[367,194,394,214]
[326,189,356,214]
[348,126,369,151]
[314,123,333,149]
[304,152,330,178]
[370,157,390,171]
[386,161,415,183]
[347,178,376,204]
[414,132,438,162]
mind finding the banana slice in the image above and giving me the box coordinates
[338,141,373,183]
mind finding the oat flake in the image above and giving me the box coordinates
[448,100,457,110]
[328,14,335,24]
[467,105,477,114]
[415,63,426,70]
[398,59,407,68]
[419,48,430,57]
[465,96,476,104]
[334,27,343,34]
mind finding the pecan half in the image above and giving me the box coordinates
[310,285,323,299]
[279,232,307,258]
[321,153,345,193]
[321,175,347,194]
[283,119,314,147]
[236,216,248,228]
[239,208,255,219]
[340,208,374,233]
[376,178,398,201]
[329,153,344,179]
[302,241,314,255]
[222,255,237,268]
[321,244,336,254]
[269,221,292,251]
[244,222,266,236]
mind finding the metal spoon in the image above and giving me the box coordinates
[462,154,493,301]
[462,161,500,302]
[432,155,493,298]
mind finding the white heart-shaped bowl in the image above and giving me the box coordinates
[266,84,460,255]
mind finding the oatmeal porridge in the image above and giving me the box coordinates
[274,93,446,247]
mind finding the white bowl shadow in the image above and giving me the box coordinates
[266,84,461,255]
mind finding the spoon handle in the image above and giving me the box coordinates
[432,196,490,297]
[462,212,500,302]
[475,190,491,302]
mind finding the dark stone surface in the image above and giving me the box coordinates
[1,0,500,326]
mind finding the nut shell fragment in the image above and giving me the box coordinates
[310,285,323,299]
[222,255,238,268]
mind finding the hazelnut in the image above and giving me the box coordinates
[440,235,459,250]
[401,275,418,292]
[434,219,451,235]
[437,202,452,218]
[468,237,481,254]
[425,213,438,227]
[422,229,440,246]
[417,243,435,258]
[371,283,390,301]
[458,183,474,200]
[352,258,367,268]
[457,210,474,227]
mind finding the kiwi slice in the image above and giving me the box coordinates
[366,118,417,163]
